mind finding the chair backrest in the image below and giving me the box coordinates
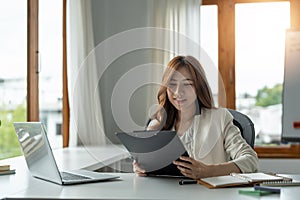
[227,109,255,148]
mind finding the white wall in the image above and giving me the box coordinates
[90,0,158,143]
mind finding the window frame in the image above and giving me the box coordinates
[202,0,300,158]
[28,0,69,147]
[27,0,39,122]
[62,0,69,147]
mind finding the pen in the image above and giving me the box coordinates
[179,180,197,185]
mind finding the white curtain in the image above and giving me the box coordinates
[148,0,202,107]
[67,0,201,146]
[67,0,107,146]
[152,0,201,59]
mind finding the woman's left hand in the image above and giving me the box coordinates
[173,156,211,179]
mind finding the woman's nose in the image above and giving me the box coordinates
[174,84,184,97]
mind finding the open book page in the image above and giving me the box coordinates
[231,172,287,183]
[198,173,290,188]
[198,175,249,188]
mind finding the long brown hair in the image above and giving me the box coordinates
[153,55,215,130]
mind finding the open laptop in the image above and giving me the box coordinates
[115,130,189,177]
[13,122,119,185]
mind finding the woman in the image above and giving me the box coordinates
[133,55,258,180]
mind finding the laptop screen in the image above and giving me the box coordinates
[14,122,62,184]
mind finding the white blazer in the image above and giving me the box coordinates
[149,108,259,173]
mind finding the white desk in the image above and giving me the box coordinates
[1,146,300,200]
[52,145,130,171]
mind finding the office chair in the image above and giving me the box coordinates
[227,109,255,148]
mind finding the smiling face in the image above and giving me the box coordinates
[155,56,214,130]
[166,67,197,112]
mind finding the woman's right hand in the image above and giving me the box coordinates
[132,160,147,176]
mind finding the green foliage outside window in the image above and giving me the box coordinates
[255,84,283,107]
[0,104,25,160]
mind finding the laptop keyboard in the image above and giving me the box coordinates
[61,172,91,181]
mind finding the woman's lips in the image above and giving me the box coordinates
[175,99,186,105]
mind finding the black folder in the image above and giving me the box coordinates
[115,130,189,177]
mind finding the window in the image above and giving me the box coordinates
[39,0,63,149]
[235,2,290,145]
[202,0,300,158]
[0,0,26,159]
[0,0,63,160]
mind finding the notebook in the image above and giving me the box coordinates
[198,172,292,189]
[0,164,15,176]
[260,179,300,186]
[13,122,119,185]
[115,130,189,177]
